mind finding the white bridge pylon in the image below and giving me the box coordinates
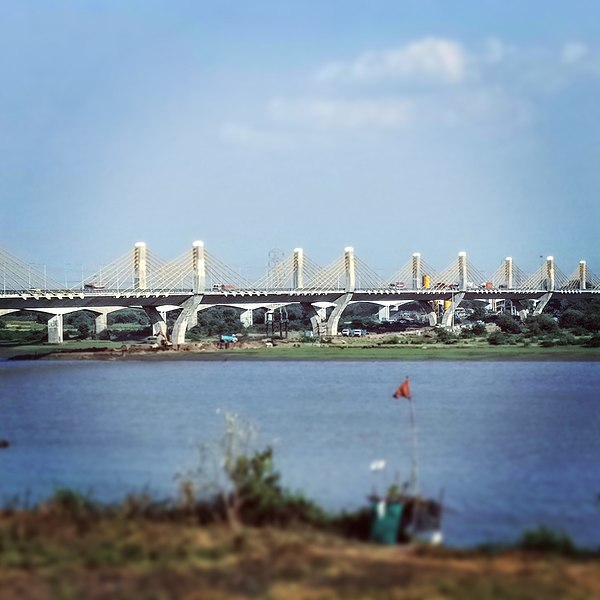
[1,243,600,345]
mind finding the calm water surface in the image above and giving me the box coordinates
[0,359,599,547]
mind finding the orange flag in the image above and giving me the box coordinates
[393,377,411,400]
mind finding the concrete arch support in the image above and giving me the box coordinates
[441,292,465,328]
[144,307,169,340]
[533,292,553,316]
[327,293,353,336]
[514,300,530,321]
[172,296,204,347]
[417,301,437,326]
[301,302,328,337]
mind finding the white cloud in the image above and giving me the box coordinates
[562,41,588,64]
[316,37,468,84]
[222,38,600,146]
[482,38,515,64]
[219,122,290,149]
[268,97,414,129]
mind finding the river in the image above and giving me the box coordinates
[0,359,598,548]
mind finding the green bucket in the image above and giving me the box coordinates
[369,501,404,545]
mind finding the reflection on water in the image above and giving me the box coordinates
[0,359,598,547]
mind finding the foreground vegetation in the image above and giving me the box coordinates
[0,419,598,599]
[1,504,599,600]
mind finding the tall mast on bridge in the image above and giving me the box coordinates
[504,257,513,289]
[344,247,355,292]
[293,248,304,289]
[579,260,587,290]
[458,251,467,291]
[545,256,555,291]
[412,253,421,290]
[133,242,147,290]
[192,240,206,294]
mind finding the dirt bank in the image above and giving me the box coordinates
[0,516,598,599]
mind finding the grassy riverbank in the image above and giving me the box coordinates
[0,506,598,600]
[2,338,600,361]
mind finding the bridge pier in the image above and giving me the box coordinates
[240,309,253,328]
[144,307,169,340]
[312,308,328,336]
[48,314,64,344]
[514,300,530,321]
[327,293,353,336]
[172,296,204,346]
[93,308,121,337]
[301,303,328,337]
[378,305,390,322]
[417,301,437,326]
[441,292,465,328]
[533,292,553,316]
[31,308,80,344]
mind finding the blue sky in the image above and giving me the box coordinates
[1,1,599,284]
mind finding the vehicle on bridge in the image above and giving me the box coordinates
[212,284,236,291]
[84,283,106,290]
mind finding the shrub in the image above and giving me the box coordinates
[435,328,459,344]
[470,322,487,336]
[525,315,560,337]
[487,331,509,345]
[495,314,522,334]
[518,525,576,555]
[584,333,600,348]
[177,413,330,530]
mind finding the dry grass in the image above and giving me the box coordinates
[0,510,598,599]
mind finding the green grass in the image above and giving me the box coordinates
[219,343,600,361]
[2,338,600,362]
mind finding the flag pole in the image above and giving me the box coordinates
[408,395,420,497]
[393,377,419,497]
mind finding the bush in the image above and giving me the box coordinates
[518,525,576,555]
[525,315,560,337]
[495,314,522,334]
[435,328,459,344]
[471,322,487,336]
[487,331,509,345]
[584,333,600,348]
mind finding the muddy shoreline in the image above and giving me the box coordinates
[3,343,600,362]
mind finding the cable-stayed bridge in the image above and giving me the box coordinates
[1,242,599,344]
